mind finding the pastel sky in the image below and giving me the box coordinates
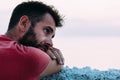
[0,0,120,70]
[1,0,120,36]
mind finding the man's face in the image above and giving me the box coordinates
[19,13,56,52]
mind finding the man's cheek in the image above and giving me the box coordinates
[36,36,46,44]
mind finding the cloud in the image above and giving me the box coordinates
[56,28,120,37]
[1,0,120,36]
[56,18,120,37]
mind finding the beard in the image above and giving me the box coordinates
[18,26,49,52]
[19,26,37,47]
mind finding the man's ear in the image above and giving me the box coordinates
[18,15,30,32]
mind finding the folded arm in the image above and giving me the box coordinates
[38,47,64,79]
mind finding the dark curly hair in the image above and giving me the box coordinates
[8,1,63,31]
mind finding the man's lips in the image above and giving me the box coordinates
[39,47,47,52]
[38,45,49,52]
[35,43,49,52]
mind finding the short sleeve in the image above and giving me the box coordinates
[21,46,50,79]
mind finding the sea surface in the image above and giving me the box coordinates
[54,36,120,70]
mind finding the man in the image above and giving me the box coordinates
[0,1,64,80]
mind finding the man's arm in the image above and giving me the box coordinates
[39,59,63,78]
[38,47,64,79]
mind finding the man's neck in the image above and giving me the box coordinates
[5,29,19,41]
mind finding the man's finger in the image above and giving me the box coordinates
[57,49,64,64]
[47,49,56,60]
[52,49,64,65]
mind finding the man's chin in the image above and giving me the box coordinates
[39,47,47,52]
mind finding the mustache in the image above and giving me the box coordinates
[35,43,50,52]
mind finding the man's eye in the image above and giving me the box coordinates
[44,28,50,34]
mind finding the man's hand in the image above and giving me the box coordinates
[46,47,64,65]
[36,43,64,65]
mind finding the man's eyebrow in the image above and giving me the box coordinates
[46,26,54,32]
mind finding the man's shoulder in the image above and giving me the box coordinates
[0,36,50,79]
[0,34,49,59]
[16,44,50,63]
[18,44,47,56]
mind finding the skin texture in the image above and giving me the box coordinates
[6,13,64,79]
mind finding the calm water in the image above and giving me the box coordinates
[54,36,120,70]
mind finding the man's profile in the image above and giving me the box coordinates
[0,1,64,80]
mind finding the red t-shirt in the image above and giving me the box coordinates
[0,35,50,80]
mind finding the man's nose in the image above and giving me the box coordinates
[44,39,53,47]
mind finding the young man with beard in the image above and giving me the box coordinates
[0,1,64,80]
